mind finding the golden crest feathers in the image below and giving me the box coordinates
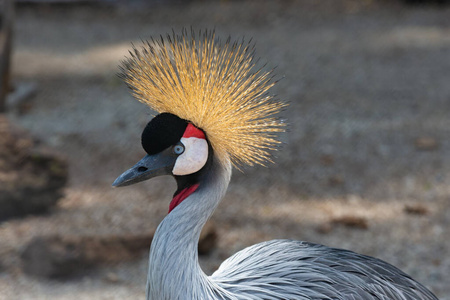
[120,29,286,167]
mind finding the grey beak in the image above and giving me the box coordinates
[112,149,177,187]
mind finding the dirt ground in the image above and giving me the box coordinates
[0,1,449,299]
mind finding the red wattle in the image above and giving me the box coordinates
[169,184,200,213]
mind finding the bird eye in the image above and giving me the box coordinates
[173,143,185,155]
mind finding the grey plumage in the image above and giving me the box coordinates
[213,240,436,299]
[145,155,438,300]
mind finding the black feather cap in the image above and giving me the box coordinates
[141,113,188,155]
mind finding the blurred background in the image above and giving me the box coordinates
[0,0,449,299]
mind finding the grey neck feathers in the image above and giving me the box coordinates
[146,156,232,300]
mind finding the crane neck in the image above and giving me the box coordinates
[146,155,232,300]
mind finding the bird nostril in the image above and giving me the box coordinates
[137,166,148,173]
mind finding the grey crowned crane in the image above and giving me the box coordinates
[113,30,438,300]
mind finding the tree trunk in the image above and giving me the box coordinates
[0,0,14,113]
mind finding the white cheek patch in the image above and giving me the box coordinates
[172,137,208,176]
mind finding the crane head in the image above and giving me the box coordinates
[113,30,286,213]
[119,30,286,169]
[112,113,209,187]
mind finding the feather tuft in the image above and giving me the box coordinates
[120,29,287,167]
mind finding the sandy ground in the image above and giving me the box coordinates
[0,1,449,299]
